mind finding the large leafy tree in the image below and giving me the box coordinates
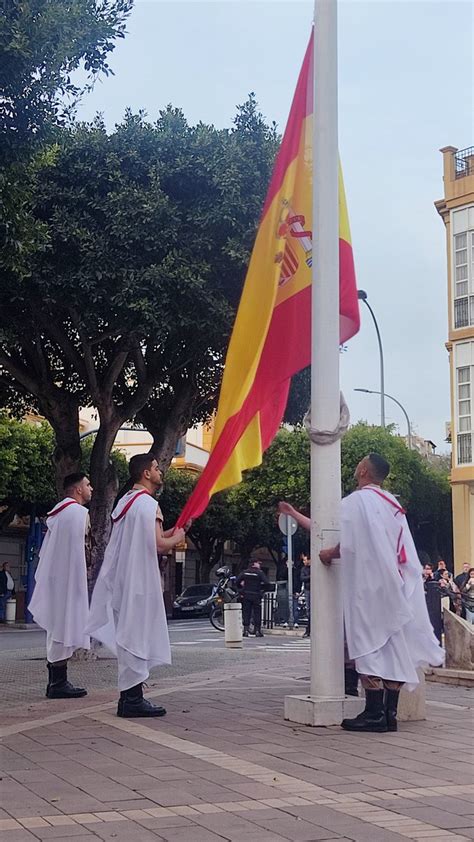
[1,0,132,274]
[0,103,279,576]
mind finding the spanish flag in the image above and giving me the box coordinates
[177,32,359,526]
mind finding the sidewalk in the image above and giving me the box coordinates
[1,659,473,842]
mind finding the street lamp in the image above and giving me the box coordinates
[357,290,385,427]
[355,388,413,450]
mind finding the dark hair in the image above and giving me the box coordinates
[129,452,158,483]
[367,453,390,482]
[63,472,86,492]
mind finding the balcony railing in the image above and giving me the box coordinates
[455,146,474,179]
[454,296,470,328]
[457,432,472,465]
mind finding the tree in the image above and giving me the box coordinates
[160,469,239,583]
[0,415,127,529]
[0,415,55,526]
[1,0,133,274]
[0,102,279,578]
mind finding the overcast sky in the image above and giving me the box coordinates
[77,0,474,452]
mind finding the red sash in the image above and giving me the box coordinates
[111,489,150,523]
[47,500,79,517]
[361,486,407,565]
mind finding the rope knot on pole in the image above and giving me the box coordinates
[304,391,350,444]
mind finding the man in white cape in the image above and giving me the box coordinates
[279,453,444,733]
[87,453,186,718]
[29,473,92,699]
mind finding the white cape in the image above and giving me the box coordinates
[87,490,171,690]
[28,499,90,652]
[341,485,444,687]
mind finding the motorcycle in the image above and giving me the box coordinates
[198,566,240,631]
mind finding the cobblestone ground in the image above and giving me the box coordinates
[1,633,473,842]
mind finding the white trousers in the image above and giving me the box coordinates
[46,632,75,664]
[117,644,150,691]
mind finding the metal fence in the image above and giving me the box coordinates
[262,592,276,629]
[454,146,474,179]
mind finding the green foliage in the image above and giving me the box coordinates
[0,415,55,507]
[1,0,132,275]
[341,422,415,504]
[160,469,238,582]
[79,436,129,489]
[0,101,279,477]
[0,416,128,521]
[1,0,132,165]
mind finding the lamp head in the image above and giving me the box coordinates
[357,289,368,301]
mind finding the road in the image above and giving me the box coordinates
[0,618,310,652]
[0,618,312,704]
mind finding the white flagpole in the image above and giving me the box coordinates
[309,0,343,702]
[285,0,363,726]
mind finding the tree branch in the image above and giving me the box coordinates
[36,314,86,380]
[0,349,42,397]
[102,350,130,397]
[68,309,99,397]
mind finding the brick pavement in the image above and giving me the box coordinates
[1,659,473,842]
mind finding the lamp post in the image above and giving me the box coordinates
[357,290,385,427]
[355,388,413,450]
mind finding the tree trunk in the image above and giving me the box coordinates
[138,381,196,473]
[41,401,81,495]
[88,419,121,588]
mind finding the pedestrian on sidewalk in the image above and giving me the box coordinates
[235,560,270,637]
[300,554,311,638]
[87,453,186,718]
[279,453,444,732]
[0,561,15,622]
[28,473,93,699]
[461,568,474,623]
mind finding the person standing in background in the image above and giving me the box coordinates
[0,561,15,622]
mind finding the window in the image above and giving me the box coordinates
[453,229,474,328]
[457,366,472,464]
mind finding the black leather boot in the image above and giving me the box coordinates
[255,628,264,637]
[344,666,359,697]
[46,661,87,699]
[117,683,167,718]
[385,688,400,732]
[243,627,249,637]
[341,689,387,732]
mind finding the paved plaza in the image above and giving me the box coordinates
[1,623,473,842]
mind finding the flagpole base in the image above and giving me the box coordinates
[284,694,364,727]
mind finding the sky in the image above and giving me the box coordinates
[76,0,474,452]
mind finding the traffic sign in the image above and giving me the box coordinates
[278,513,298,537]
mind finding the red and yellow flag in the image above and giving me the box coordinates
[177,32,359,526]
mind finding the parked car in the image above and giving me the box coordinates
[172,584,215,619]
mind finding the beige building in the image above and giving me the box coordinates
[436,145,474,568]
[78,408,213,472]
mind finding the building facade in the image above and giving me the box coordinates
[436,145,474,567]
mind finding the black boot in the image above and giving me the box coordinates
[385,688,400,732]
[344,666,359,697]
[117,683,167,718]
[341,689,387,732]
[255,628,264,638]
[243,627,249,637]
[46,662,87,699]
